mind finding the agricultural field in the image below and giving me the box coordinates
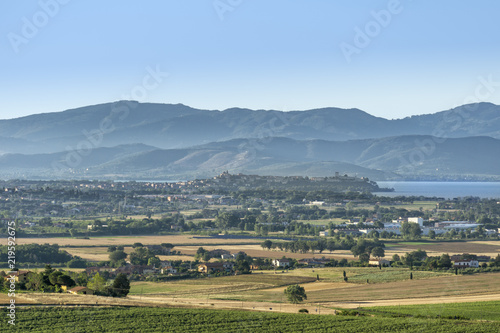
[363,300,500,321]
[126,266,451,305]
[306,272,500,303]
[1,306,499,332]
[285,267,450,284]
[130,273,316,297]
[386,241,500,257]
[5,235,261,247]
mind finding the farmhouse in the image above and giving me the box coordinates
[297,258,329,267]
[368,259,391,267]
[68,286,94,295]
[453,259,479,268]
[114,265,154,275]
[272,259,291,268]
[159,261,178,274]
[85,266,114,276]
[198,262,234,274]
[4,270,32,283]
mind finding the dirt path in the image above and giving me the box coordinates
[12,291,500,315]
[326,293,500,309]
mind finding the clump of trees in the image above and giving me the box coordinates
[284,284,307,304]
[19,265,76,292]
[0,244,72,266]
[85,272,130,297]
[260,238,353,254]
[350,239,386,262]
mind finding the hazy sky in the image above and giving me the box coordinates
[1,0,500,120]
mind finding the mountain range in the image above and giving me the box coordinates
[1,101,500,181]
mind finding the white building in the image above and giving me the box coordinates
[453,259,479,268]
[434,221,479,230]
[408,217,424,226]
[272,259,291,268]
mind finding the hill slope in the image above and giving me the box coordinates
[1,101,500,155]
[1,136,499,181]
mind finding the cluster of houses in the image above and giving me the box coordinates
[324,216,497,237]
[85,260,179,278]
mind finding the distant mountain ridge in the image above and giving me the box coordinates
[1,101,499,155]
[1,101,500,180]
[1,136,499,181]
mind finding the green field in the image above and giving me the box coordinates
[363,301,500,321]
[2,306,500,332]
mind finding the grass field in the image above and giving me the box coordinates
[363,300,500,321]
[1,306,499,332]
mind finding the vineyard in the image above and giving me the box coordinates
[363,300,500,321]
[1,306,500,332]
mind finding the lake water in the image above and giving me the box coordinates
[375,181,500,199]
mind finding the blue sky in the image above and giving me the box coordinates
[1,0,500,120]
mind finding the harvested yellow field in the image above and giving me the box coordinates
[307,272,500,303]
[3,235,260,247]
[386,241,500,258]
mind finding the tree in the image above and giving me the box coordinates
[129,247,156,265]
[428,230,436,239]
[284,284,307,304]
[109,250,127,262]
[49,271,64,285]
[261,240,273,250]
[161,243,174,252]
[148,256,161,267]
[359,253,370,262]
[202,252,211,262]
[67,257,87,268]
[401,222,422,239]
[439,253,452,268]
[87,273,106,292]
[111,273,130,297]
[371,247,385,259]
[57,275,75,287]
[25,273,44,291]
[76,272,88,286]
[491,254,500,267]
[215,212,239,230]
